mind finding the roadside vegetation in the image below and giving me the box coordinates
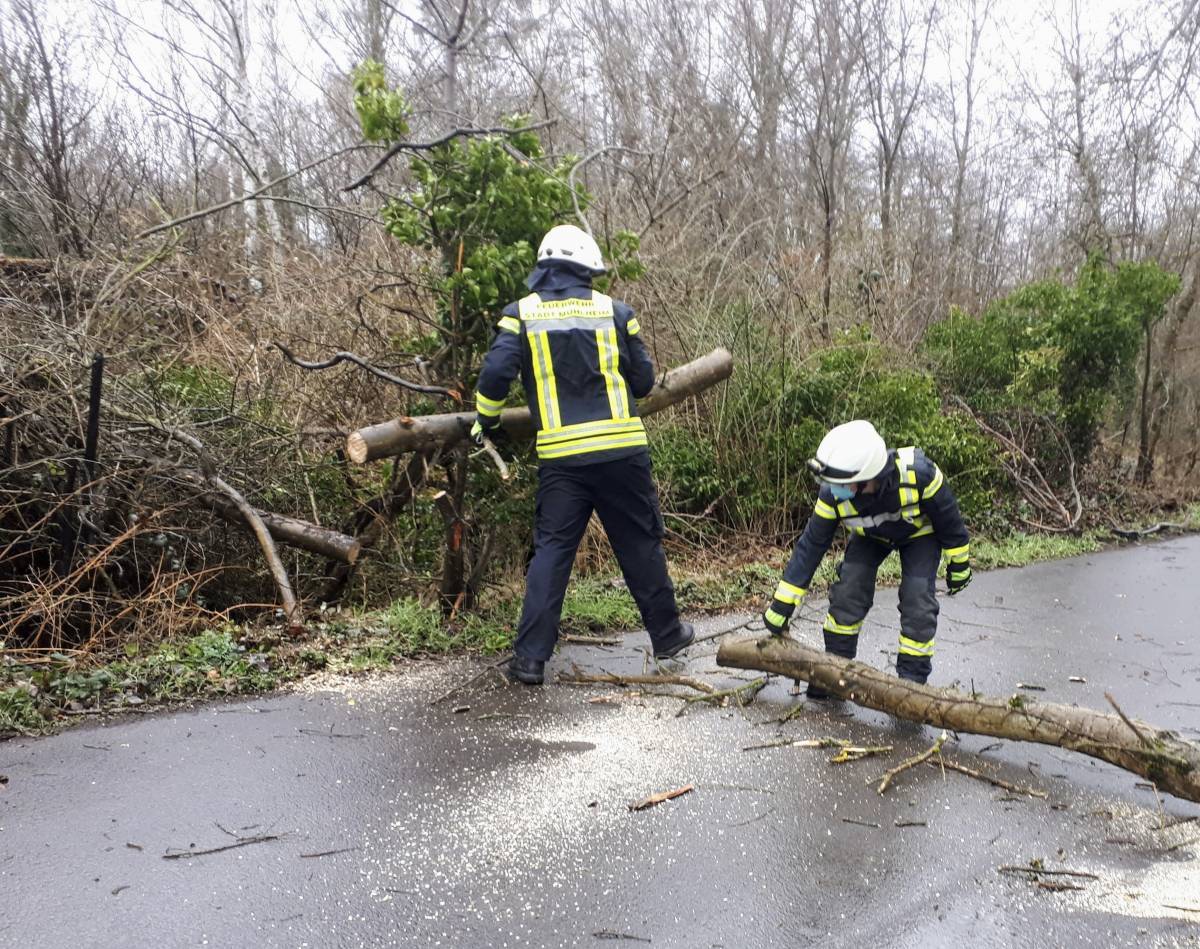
[4,8,1200,735]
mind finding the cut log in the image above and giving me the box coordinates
[346,347,734,463]
[717,635,1200,804]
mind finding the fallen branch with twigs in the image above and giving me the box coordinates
[717,635,1200,803]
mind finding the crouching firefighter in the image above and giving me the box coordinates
[760,419,971,695]
[471,224,694,685]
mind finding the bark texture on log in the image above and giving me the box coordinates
[204,495,361,563]
[717,635,1200,804]
[346,347,734,463]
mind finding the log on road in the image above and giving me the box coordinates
[717,635,1200,804]
[346,347,734,463]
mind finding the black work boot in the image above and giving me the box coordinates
[506,655,545,685]
[895,653,931,685]
[654,622,695,660]
[805,681,833,700]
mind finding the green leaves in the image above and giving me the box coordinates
[352,60,410,143]
[923,254,1181,465]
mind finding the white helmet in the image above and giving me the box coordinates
[808,420,889,484]
[537,224,605,273]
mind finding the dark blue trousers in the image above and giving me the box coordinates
[514,452,683,661]
[823,533,941,683]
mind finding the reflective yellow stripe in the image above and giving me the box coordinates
[537,431,648,459]
[764,608,788,628]
[533,332,559,428]
[943,544,970,563]
[475,391,505,417]
[898,635,935,657]
[814,499,838,520]
[537,417,645,446]
[497,315,520,334]
[773,580,806,605]
[596,326,628,419]
[836,500,857,519]
[626,317,641,335]
[823,614,862,636]
[922,467,944,498]
[909,525,934,538]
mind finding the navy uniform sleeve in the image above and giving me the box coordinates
[765,486,841,623]
[914,450,970,562]
[614,301,655,399]
[473,303,522,423]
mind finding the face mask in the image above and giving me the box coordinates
[828,483,856,501]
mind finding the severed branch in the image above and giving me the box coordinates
[271,341,458,399]
[344,119,557,191]
[111,407,303,629]
[347,348,733,462]
[718,635,1200,803]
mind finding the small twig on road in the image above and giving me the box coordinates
[1163,903,1200,914]
[562,634,623,646]
[842,818,881,829]
[731,808,774,828]
[628,784,695,811]
[163,833,284,860]
[429,656,510,706]
[1037,880,1085,892]
[895,820,927,827]
[593,930,652,943]
[997,866,1100,880]
[563,666,716,694]
[927,759,1048,798]
[298,726,365,739]
[677,676,768,715]
[877,732,948,794]
[299,846,360,859]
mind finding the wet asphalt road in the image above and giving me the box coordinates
[2,538,1199,949]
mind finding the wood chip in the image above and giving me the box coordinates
[628,784,695,811]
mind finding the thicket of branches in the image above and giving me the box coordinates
[2,0,1199,647]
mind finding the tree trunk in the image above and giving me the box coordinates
[204,495,361,563]
[717,635,1200,804]
[346,347,735,463]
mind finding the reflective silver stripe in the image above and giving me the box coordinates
[814,499,838,520]
[823,614,863,636]
[627,317,641,335]
[524,316,615,333]
[898,635,935,657]
[773,580,806,605]
[520,297,560,429]
[537,418,646,447]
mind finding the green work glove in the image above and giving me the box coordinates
[946,559,972,595]
[469,417,500,448]
[762,608,789,637]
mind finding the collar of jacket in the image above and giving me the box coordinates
[526,260,597,294]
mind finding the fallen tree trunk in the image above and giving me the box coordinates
[168,467,361,563]
[204,496,361,564]
[346,347,734,463]
[717,635,1200,804]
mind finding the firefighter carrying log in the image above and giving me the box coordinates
[471,224,694,684]
[760,420,972,696]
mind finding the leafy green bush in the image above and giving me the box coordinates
[652,332,1002,533]
[924,255,1179,465]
